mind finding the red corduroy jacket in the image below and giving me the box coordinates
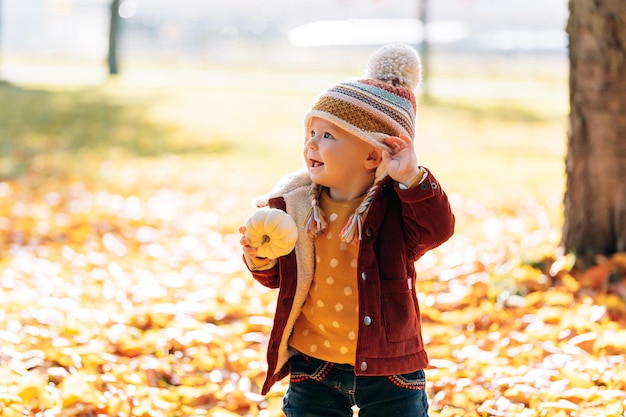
[247,171,455,395]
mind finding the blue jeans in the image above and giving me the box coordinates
[282,354,429,417]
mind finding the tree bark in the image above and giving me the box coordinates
[108,0,120,75]
[562,0,626,263]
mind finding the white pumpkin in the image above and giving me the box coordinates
[244,208,298,259]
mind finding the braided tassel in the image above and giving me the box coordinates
[340,183,379,243]
[304,183,328,237]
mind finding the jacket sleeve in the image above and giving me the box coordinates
[395,168,455,259]
[243,256,281,289]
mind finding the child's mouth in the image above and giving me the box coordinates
[310,160,323,168]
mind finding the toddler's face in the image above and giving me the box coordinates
[304,117,380,200]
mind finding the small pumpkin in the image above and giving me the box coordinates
[244,208,298,259]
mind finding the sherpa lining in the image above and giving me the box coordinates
[253,169,317,381]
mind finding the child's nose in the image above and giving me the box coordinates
[305,137,319,150]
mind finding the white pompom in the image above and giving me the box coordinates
[365,44,421,91]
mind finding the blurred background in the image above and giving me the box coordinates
[1,0,568,84]
[0,0,570,205]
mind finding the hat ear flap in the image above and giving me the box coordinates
[375,164,387,182]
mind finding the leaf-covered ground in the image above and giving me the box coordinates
[0,76,624,416]
[1,170,624,417]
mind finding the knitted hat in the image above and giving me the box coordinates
[303,43,421,153]
[303,44,421,243]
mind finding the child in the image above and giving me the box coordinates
[240,44,454,416]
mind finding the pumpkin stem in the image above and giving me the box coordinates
[261,235,271,245]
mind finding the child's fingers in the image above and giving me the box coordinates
[383,136,400,149]
[384,135,412,154]
[243,245,258,258]
[239,226,254,247]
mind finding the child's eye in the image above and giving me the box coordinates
[323,132,334,139]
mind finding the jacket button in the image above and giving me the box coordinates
[360,362,368,372]
[366,228,373,237]
[363,316,372,326]
[361,272,367,281]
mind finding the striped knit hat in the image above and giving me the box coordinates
[304,43,421,154]
[303,44,421,243]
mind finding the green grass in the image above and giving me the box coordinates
[0,82,233,179]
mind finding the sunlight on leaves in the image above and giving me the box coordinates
[0,171,624,417]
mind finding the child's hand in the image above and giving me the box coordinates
[382,135,422,185]
[240,225,277,270]
[239,226,259,259]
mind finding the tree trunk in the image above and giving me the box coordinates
[562,0,626,264]
[108,0,120,75]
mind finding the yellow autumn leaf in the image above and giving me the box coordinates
[17,383,41,403]
[609,252,626,269]
[58,373,100,408]
[593,329,626,355]
[0,393,22,406]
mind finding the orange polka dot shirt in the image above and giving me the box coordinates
[290,189,361,364]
